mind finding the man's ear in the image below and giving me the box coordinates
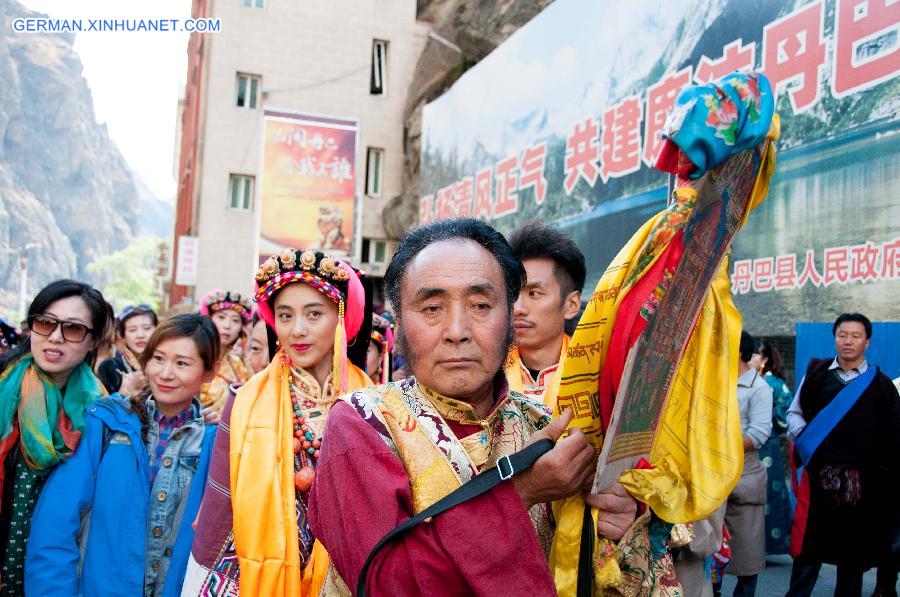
[563,290,581,321]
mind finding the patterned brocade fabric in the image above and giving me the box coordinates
[604,512,683,597]
[341,377,556,555]
[331,377,686,596]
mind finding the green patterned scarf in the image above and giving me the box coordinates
[0,354,104,475]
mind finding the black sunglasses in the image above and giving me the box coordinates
[29,315,93,343]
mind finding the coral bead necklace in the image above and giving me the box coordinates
[291,411,321,492]
[288,368,327,493]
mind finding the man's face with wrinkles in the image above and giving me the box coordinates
[397,239,511,403]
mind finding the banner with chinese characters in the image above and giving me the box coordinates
[419,0,900,335]
[259,109,357,258]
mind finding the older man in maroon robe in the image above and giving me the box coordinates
[309,218,636,595]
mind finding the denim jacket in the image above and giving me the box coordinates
[26,395,216,597]
[143,398,207,595]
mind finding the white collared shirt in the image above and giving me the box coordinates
[516,359,560,406]
[786,357,868,441]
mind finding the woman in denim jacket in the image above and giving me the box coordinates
[25,314,220,597]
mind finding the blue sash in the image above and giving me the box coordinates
[795,365,877,467]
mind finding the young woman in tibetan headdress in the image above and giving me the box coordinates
[197,290,254,415]
[0,279,113,594]
[182,248,372,597]
[365,313,394,384]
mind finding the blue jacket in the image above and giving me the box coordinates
[25,396,216,597]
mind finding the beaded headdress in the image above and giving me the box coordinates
[254,248,364,393]
[198,290,254,323]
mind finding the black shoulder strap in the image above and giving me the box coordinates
[356,438,554,597]
[577,503,595,597]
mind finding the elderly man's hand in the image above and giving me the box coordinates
[583,483,638,541]
[512,408,596,509]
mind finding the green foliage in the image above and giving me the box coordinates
[85,237,163,312]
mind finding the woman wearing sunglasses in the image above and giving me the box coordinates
[26,314,220,597]
[197,291,253,415]
[97,304,159,394]
[0,279,113,595]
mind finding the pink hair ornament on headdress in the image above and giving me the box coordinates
[342,261,365,341]
[385,326,394,352]
[330,259,365,393]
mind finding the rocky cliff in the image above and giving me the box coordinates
[385,0,554,237]
[135,175,174,238]
[0,0,139,316]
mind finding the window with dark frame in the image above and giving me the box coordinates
[361,238,388,265]
[370,40,387,95]
[361,238,371,264]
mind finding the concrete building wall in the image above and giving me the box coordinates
[183,0,427,302]
[170,0,210,308]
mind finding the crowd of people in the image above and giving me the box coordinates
[0,220,895,597]
[0,70,896,597]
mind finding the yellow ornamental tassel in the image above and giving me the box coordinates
[332,300,348,395]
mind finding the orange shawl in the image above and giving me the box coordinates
[229,352,371,597]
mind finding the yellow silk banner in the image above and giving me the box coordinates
[550,121,779,595]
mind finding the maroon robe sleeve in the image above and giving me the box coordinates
[309,400,555,596]
[190,389,237,566]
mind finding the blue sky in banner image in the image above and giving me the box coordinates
[421,0,722,168]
